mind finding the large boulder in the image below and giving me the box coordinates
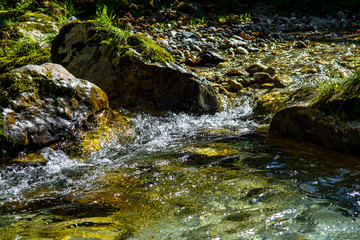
[51,21,218,114]
[0,63,108,159]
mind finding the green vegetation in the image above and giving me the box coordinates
[312,71,360,121]
[218,13,251,24]
[126,33,174,63]
[95,4,116,26]
[93,20,173,63]
[0,36,51,73]
[56,0,78,22]
[0,72,35,159]
[0,112,13,159]
[187,17,206,28]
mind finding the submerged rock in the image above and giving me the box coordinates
[0,63,108,159]
[51,21,218,114]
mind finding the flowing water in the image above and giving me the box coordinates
[1,40,360,239]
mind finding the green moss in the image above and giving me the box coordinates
[0,111,13,160]
[93,22,174,63]
[312,71,360,121]
[0,72,33,108]
[0,38,51,73]
[0,71,29,159]
[126,33,174,63]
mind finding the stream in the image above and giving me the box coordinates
[1,39,360,239]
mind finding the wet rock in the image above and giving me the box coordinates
[269,106,360,156]
[300,67,317,74]
[206,36,217,43]
[261,83,274,89]
[220,39,247,49]
[264,67,277,75]
[199,50,226,64]
[253,72,272,83]
[272,74,293,88]
[255,90,290,114]
[247,47,260,52]
[178,31,201,40]
[245,63,268,76]
[234,46,249,54]
[294,41,307,48]
[226,79,243,92]
[1,63,108,158]
[189,43,202,52]
[51,21,218,114]
[224,69,247,77]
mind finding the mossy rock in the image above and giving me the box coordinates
[0,44,51,74]
[0,112,13,159]
[0,71,38,158]
[0,63,109,161]
[0,10,58,41]
[51,21,173,65]
[51,21,218,114]
[55,109,134,160]
[311,71,360,121]
[0,10,57,74]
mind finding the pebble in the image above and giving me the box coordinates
[247,47,260,52]
[246,63,268,76]
[234,46,249,54]
[294,41,307,48]
[227,79,243,92]
[225,69,247,77]
[300,67,317,74]
[273,74,292,88]
[254,72,273,83]
[221,39,247,49]
[199,50,226,64]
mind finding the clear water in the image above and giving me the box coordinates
[1,100,360,239]
[1,41,360,239]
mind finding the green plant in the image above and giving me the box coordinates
[96,4,116,26]
[95,22,131,53]
[56,0,78,22]
[217,13,251,24]
[187,17,206,28]
[154,22,168,30]
[125,33,174,63]
[317,77,342,97]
